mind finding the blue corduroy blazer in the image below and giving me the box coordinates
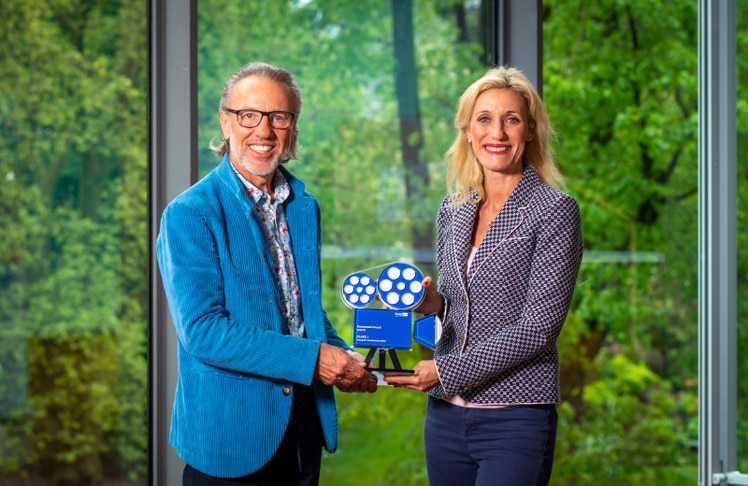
[156,156,348,478]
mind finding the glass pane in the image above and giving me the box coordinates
[738,0,748,474]
[543,0,699,482]
[0,1,149,484]
[197,1,486,484]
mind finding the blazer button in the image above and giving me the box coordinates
[282,386,291,396]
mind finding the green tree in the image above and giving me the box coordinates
[0,0,148,482]
[544,0,706,481]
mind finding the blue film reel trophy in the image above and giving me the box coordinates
[341,262,433,373]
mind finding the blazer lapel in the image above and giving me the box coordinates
[468,167,540,284]
[451,199,477,292]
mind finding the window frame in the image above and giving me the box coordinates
[149,0,197,483]
[698,1,741,484]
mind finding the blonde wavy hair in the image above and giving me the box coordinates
[445,66,564,206]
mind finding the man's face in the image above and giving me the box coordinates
[220,76,297,189]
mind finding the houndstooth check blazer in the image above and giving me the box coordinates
[430,166,583,405]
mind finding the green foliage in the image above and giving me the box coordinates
[0,0,746,483]
[322,387,429,486]
[737,0,748,468]
[0,0,148,482]
[543,0,705,481]
[27,333,120,484]
[554,352,697,484]
[197,0,483,255]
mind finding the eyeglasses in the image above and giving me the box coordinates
[223,108,297,129]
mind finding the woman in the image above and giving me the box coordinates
[385,66,583,486]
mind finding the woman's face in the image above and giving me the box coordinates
[466,88,532,178]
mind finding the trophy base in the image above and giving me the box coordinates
[367,368,416,374]
[364,347,414,374]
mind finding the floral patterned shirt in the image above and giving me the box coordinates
[236,169,304,337]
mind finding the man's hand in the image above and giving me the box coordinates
[314,343,377,393]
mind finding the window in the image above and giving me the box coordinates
[738,0,748,471]
[544,1,700,481]
[0,0,149,484]
[0,0,735,484]
[195,2,488,481]
[148,0,744,484]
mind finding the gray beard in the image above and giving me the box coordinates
[231,145,283,178]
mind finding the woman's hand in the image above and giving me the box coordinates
[412,277,444,316]
[383,359,440,392]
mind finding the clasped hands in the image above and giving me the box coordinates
[314,343,378,393]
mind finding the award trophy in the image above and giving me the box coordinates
[340,262,436,374]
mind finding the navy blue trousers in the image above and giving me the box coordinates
[423,396,557,486]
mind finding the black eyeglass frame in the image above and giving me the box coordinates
[223,108,298,129]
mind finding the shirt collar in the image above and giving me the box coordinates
[233,169,291,205]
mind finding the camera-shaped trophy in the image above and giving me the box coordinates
[340,262,436,373]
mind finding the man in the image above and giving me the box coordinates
[156,62,377,485]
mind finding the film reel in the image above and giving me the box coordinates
[376,262,425,311]
[340,262,425,311]
[340,272,377,309]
